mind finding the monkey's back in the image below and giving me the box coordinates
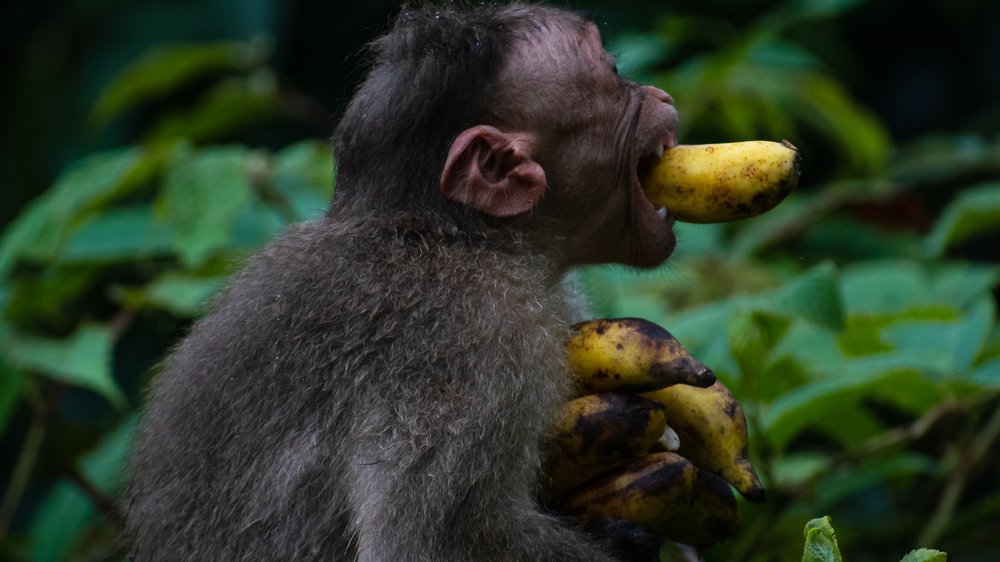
[125,212,574,561]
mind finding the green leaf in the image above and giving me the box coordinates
[838,314,896,356]
[969,358,1000,387]
[798,216,924,261]
[811,403,885,446]
[29,416,136,562]
[0,148,149,272]
[781,70,890,176]
[841,261,928,314]
[157,146,255,267]
[927,183,1000,256]
[663,299,742,375]
[271,140,336,221]
[128,274,226,317]
[817,454,939,508]
[58,206,177,263]
[928,262,1000,311]
[900,548,948,562]
[867,369,945,415]
[763,366,937,449]
[773,452,830,487]
[892,134,1000,186]
[607,33,671,82]
[950,296,995,374]
[747,262,845,330]
[872,295,995,377]
[763,371,873,450]
[728,309,790,379]
[801,516,842,562]
[774,320,846,368]
[3,268,102,327]
[880,322,968,376]
[226,201,287,251]
[3,324,124,408]
[92,40,269,126]
[147,73,280,143]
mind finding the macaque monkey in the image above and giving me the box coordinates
[125,3,679,560]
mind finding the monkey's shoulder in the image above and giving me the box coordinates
[200,215,567,352]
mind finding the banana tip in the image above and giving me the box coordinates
[742,486,766,504]
[694,367,716,388]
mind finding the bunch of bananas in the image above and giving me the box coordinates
[544,318,765,550]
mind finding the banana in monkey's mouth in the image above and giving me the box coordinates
[640,140,801,224]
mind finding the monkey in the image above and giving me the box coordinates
[124,2,679,561]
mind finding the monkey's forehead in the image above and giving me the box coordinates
[502,21,608,81]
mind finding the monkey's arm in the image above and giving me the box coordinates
[344,379,621,562]
[339,273,620,562]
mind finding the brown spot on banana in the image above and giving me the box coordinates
[557,452,697,530]
[543,394,668,501]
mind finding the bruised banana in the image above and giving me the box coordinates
[659,469,741,548]
[566,318,716,393]
[642,381,766,503]
[544,394,668,500]
[559,452,697,530]
[643,140,800,224]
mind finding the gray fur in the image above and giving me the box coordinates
[125,214,616,561]
[126,3,634,560]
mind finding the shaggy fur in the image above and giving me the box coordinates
[125,4,621,561]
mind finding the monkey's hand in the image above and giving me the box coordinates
[541,318,765,558]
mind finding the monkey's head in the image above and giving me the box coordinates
[332,3,678,269]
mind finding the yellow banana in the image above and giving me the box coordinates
[642,381,766,503]
[660,469,741,548]
[566,318,716,394]
[558,452,697,529]
[642,140,800,224]
[543,394,668,500]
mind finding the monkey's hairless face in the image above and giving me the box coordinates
[440,17,678,269]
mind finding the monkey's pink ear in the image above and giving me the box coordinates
[440,125,546,217]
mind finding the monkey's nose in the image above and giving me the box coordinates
[644,85,674,105]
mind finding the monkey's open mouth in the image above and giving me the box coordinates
[636,132,677,221]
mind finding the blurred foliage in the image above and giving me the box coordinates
[794,517,946,562]
[1,0,999,561]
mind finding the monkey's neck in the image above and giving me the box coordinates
[328,208,566,284]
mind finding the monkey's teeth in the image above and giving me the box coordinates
[655,144,665,158]
[657,207,667,219]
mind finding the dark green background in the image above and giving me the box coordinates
[2,1,999,561]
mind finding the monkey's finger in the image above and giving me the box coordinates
[556,452,697,531]
[642,140,801,224]
[566,318,716,394]
[543,393,668,501]
[658,468,741,549]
